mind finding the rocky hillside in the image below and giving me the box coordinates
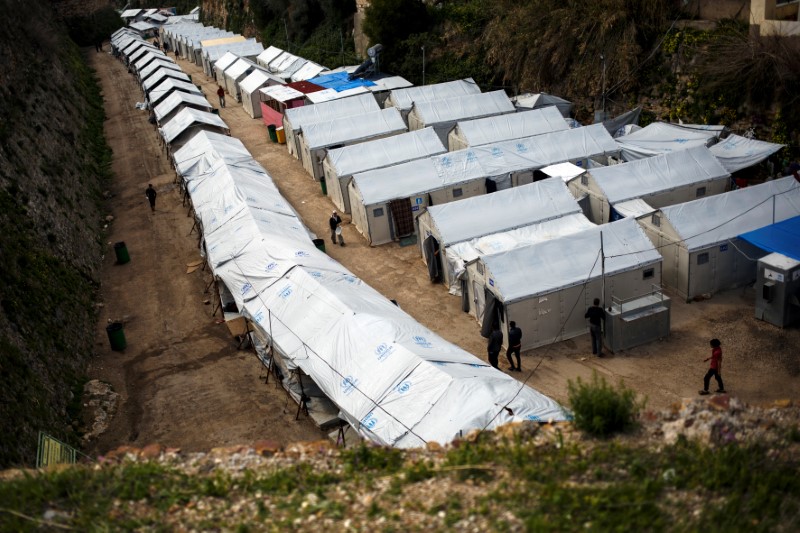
[1,397,798,530]
[0,0,113,466]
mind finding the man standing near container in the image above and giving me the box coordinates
[217,85,225,108]
[329,211,344,246]
[584,298,605,356]
[145,184,157,213]
[506,321,522,372]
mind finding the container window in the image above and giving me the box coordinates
[476,262,484,275]
[697,253,709,265]
[453,188,463,198]
[643,268,654,280]
[696,186,706,197]
[651,213,661,227]
[373,208,384,217]
[580,175,588,186]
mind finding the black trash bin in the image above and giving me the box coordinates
[106,322,127,351]
[312,238,326,253]
[267,124,277,143]
[114,241,130,264]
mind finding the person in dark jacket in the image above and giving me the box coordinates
[216,85,226,108]
[487,323,503,369]
[506,321,522,372]
[145,184,157,212]
[329,211,344,246]
[584,298,605,356]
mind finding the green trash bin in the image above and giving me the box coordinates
[267,124,277,143]
[312,238,326,253]
[320,178,327,196]
[106,322,127,351]
[114,241,130,264]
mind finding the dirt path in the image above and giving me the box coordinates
[87,47,799,455]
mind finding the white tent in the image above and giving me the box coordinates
[130,45,165,66]
[153,91,213,125]
[159,107,229,150]
[291,61,328,82]
[142,67,191,93]
[299,108,407,180]
[709,134,784,173]
[417,178,586,291]
[448,106,569,151]
[139,58,180,83]
[512,92,573,117]
[637,176,800,300]
[133,51,169,73]
[172,130,254,176]
[148,78,203,107]
[305,86,372,104]
[283,92,380,159]
[408,90,516,145]
[222,58,259,101]
[568,146,731,224]
[616,122,723,161]
[212,51,239,82]
[268,51,307,81]
[384,79,480,121]
[323,128,447,214]
[240,69,283,119]
[203,40,263,77]
[256,46,284,69]
[473,218,662,350]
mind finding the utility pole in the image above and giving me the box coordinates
[600,53,607,116]
[340,29,345,66]
[422,46,426,85]
[284,18,290,52]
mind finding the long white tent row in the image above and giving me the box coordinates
[139,58,181,83]
[616,122,724,161]
[323,127,447,214]
[417,178,586,291]
[709,134,784,173]
[470,218,662,350]
[447,105,569,151]
[637,176,800,300]
[384,78,481,121]
[349,124,618,246]
[159,107,229,152]
[153,91,214,126]
[203,39,264,78]
[568,146,731,224]
[168,129,567,447]
[283,93,380,158]
[142,67,190,92]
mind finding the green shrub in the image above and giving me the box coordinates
[567,372,643,437]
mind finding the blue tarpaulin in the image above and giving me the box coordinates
[308,71,376,92]
[739,215,800,261]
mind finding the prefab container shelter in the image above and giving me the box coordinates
[447,105,569,151]
[154,91,213,126]
[283,92,380,159]
[213,51,239,81]
[255,46,284,69]
[637,176,800,301]
[616,122,723,161]
[222,58,260,101]
[568,146,731,224]
[139,58,180,84]
[416,178,585,290]
[407,90,516,145]
[323,127,447,214]
[471,218,662,350]
[259,82,323,128]
[148,78,203,108]
[299,107,407,180]
[267,51,307,81]
[384,79,480,122]
[202,39,263,77]
[291,61,327,82]
[142,67,191,93]
[160,107,229,152]
[133,51,169,74]
[130,46,165,67]
[240,69,284,119]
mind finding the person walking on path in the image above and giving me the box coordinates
[329,211,344,246]
[217,86,226,108]
[699,339,725,395]
[145,184,157,213]
[506,321,522,372]
[584,298,605,356]
[487,323,503,369]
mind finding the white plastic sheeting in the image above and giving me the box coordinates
[256,46,284,69]
[213,51,239,75]
[658,176,800,251]
[240,70,281,95]
[291,61,328,82]
[511,92,573,117]
[302,108,407,150]
[710,134,784,173]
[176,131,567,447]
[386,78,480,113]
[173,131,253,176]
[326,127,446,179]
[284,93,379,134]
[481,218,662,303]
[450,106,569,149]
[410,90,515,130]
[613,198,655,219]
[159,107,228,145]
[143,68,190,93]
[616,122,720,161]
[139,59,180,82]
[153,91,212,122]
[134,51,170,73]
[590,146,730,204]
[540,162,586,182]
[148,78,203,107]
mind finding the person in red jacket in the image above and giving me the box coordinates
[217,85,226,108]
[699,338,725,395]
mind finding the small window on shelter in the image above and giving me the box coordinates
[373,207,384,217]
[453,188,463,198]
[580,174,589,186]
[476,262,484,275]
[696,186,706,197]
[697,253,709,265]
[651,214,661,227]
[643,268,654,280]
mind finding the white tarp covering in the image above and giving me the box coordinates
[214,51,239,74]
[590,145,730,204]
[173,131,253,176]
[148,78,202,106]
[658,176,800,251]
[541,162,586,182]
[616,122,721,161]
[134,51,168,72]
[426,178,582,246]
[710,134,784,173]
[306,86,372,104]
[481,218,662,302]
[154,91,212,122]
[130,46,164,65]
[512,92,573,117]
[256,46,284,69]
[121,8,142,18]
[411,90,515,128]
[291,61,328,82]
[270,52,306,79]
[613,198,655,219]
[130,21,158,33]
[451,106,569,148]
[142,68,190,92]
[284,92,379,133]
[160,107,228,145]
[260,84,305,103]
[139,59,180,82]
[240,70,282,95]
[176,131,567,447]
[386,79,480,112]
[302,108,407,150]
[326,127,446,179]
[224,58,254,81]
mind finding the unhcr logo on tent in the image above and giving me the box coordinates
[240,282,253,296]
[361,412,378,430]
[491,147,502,158]
[294,250,310,258]
[466,150,477,163]
[266,261,278,272]
[396,380,411,394]
[343,275,356,284]
[525,414,541,421]
[253,310,265,323]
[516,142,527,153]
[375,342,395,362]
[341,375,358,395]
[440,155,452,167]
[278,285,292,299]
[310,271,322,278]
[413,336,432,348]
